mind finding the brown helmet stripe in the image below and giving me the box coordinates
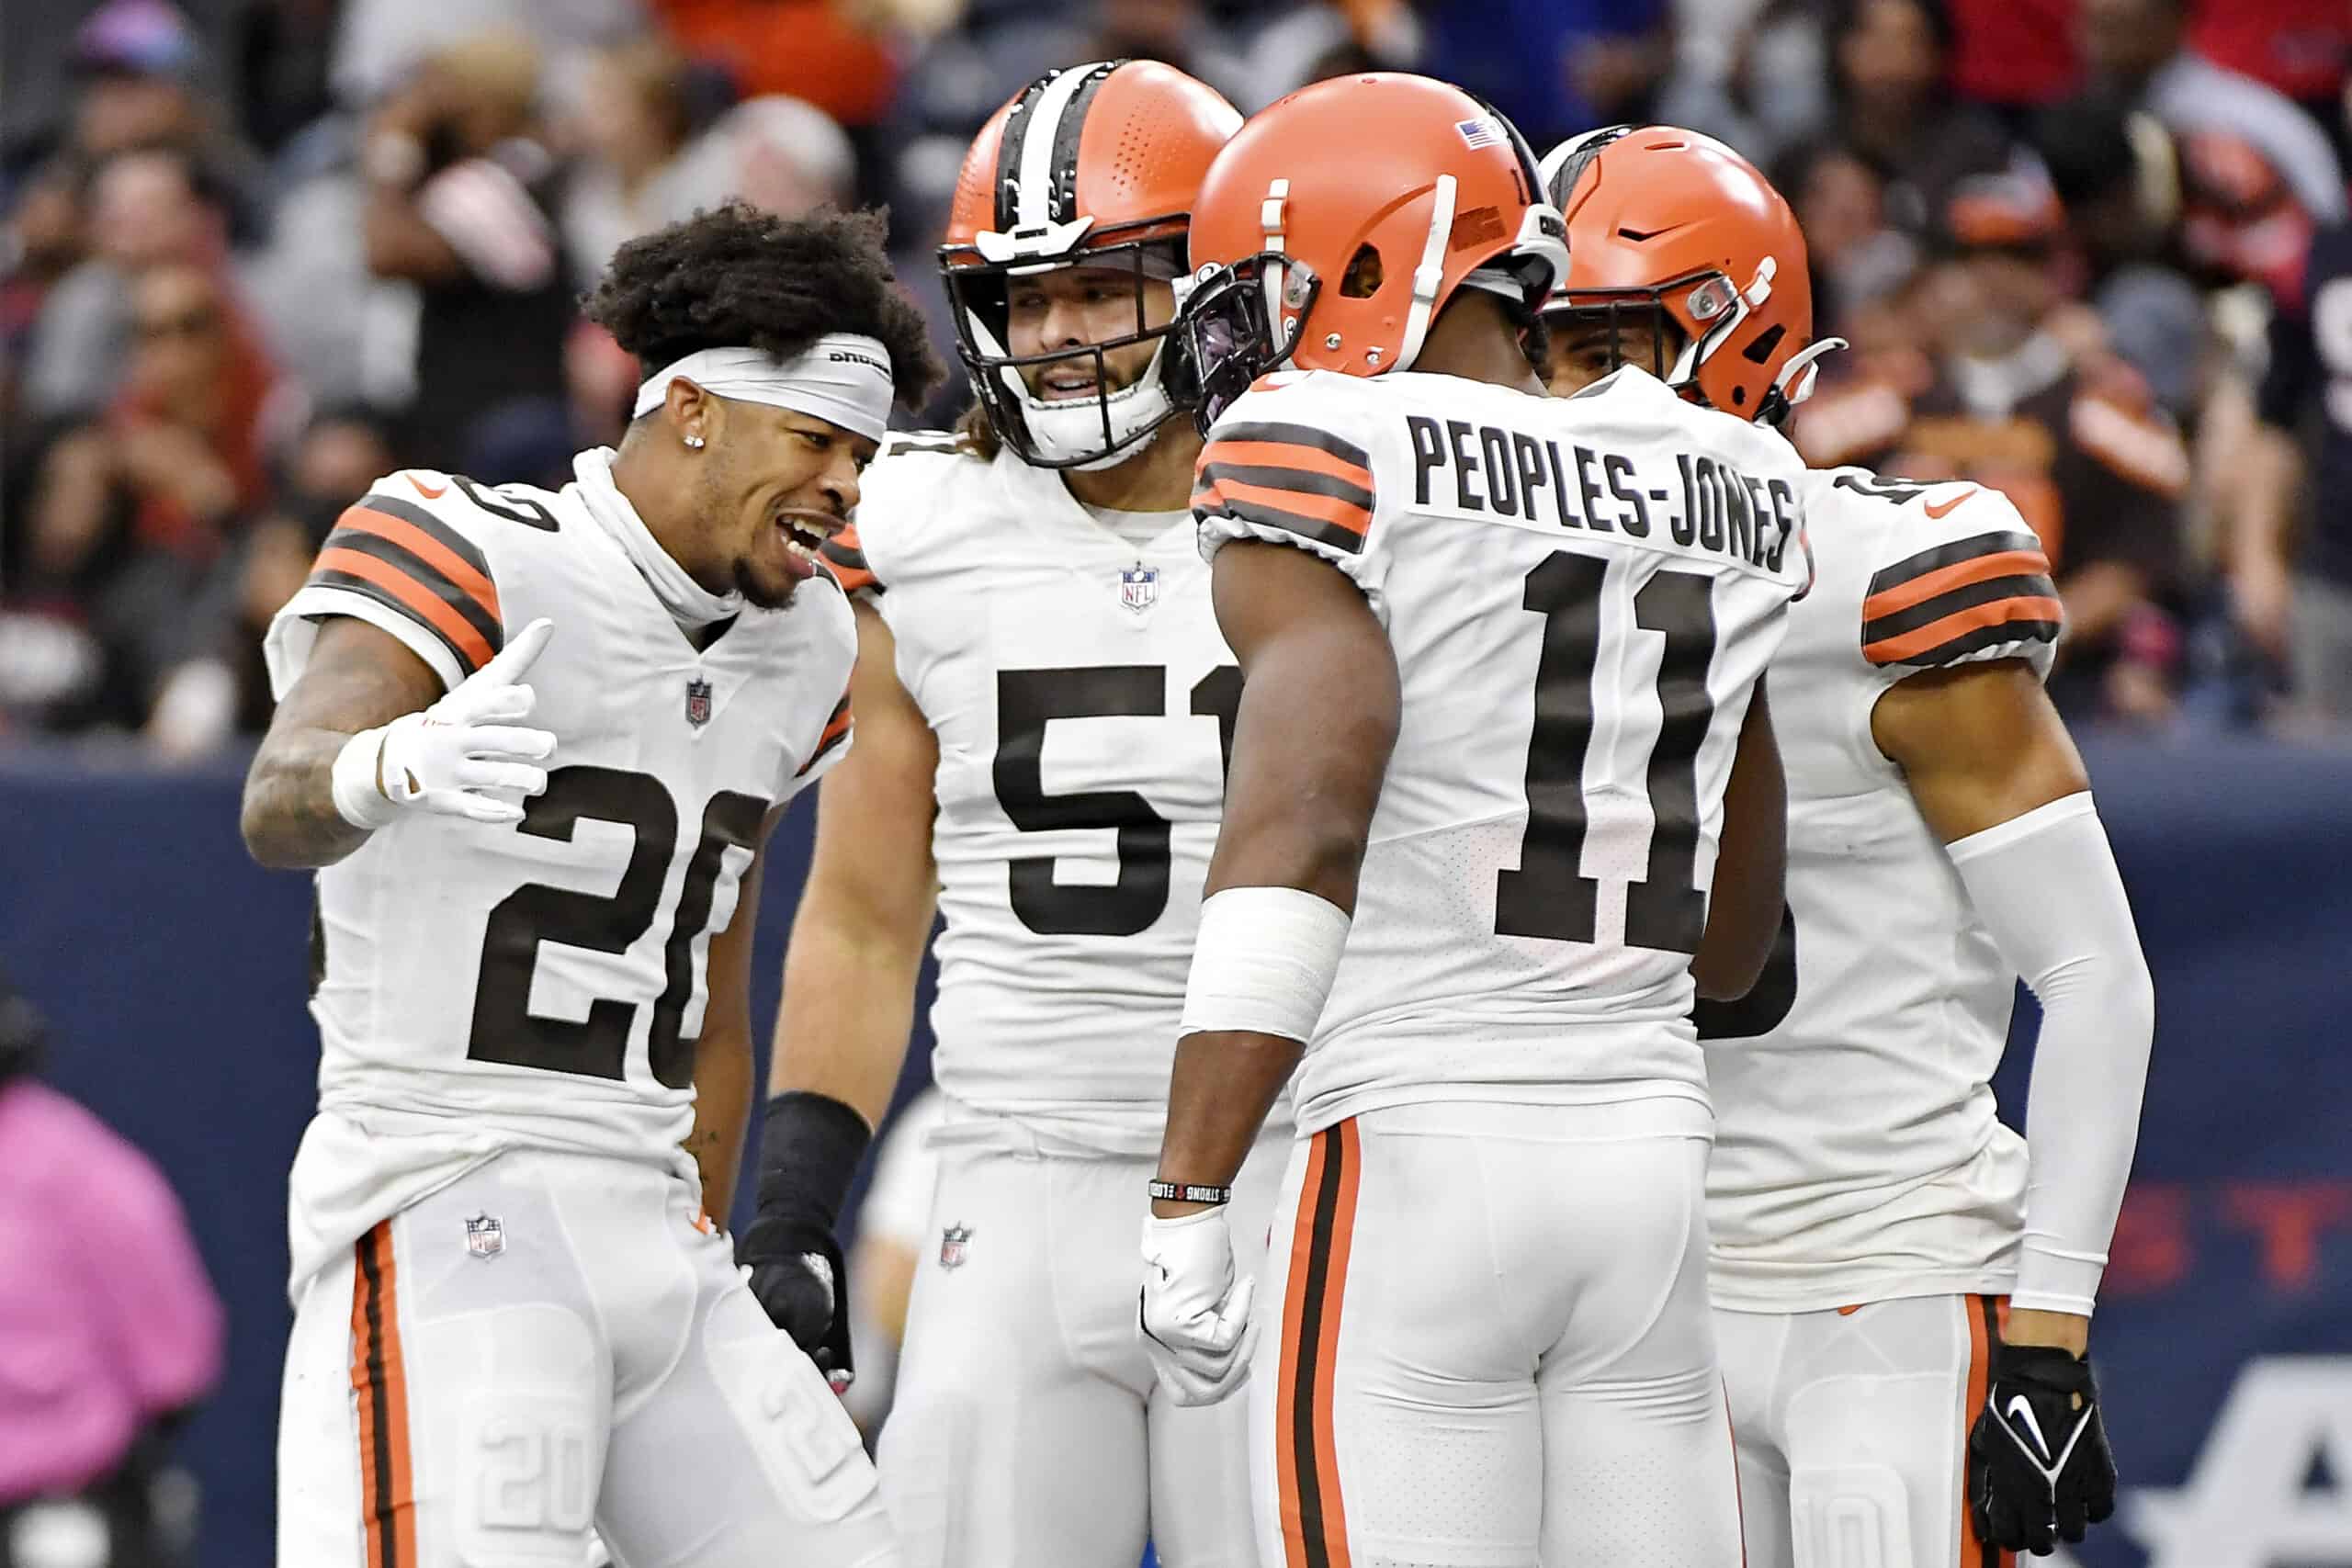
[993,71,1057,231]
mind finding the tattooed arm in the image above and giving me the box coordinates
[240,617,447,870]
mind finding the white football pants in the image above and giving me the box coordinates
[1715,1293,2011,1568]
[1248,1101,1745,1568]
[876,1118,1285,1568]
[277,1147,899,1568]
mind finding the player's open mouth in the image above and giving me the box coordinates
[1039,371,1102,400]
[775,510,841,577]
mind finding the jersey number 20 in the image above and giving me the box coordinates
[468,766,768,1086]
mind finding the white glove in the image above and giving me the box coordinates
[332,618,558,829]
[1139,1207,1258,1406]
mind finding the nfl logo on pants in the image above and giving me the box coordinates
[684,677,713,728]
[939,1224,971,1269]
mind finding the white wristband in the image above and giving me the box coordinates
[330,726,399,829]
[1179,886,1351,1045]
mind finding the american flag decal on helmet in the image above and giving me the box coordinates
[1456,117,1504,149]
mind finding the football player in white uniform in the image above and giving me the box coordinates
[243,205,942,1568]
[1139,76,1804,1567]
[1536,126,2156,1564]
[741,62,1272,1568]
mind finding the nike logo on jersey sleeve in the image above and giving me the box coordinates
[1860,529,2061,668]
[308,494,504,676]
[1923,487,1978,520]
[1191,421,1375,555]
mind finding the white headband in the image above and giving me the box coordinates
[633,334,895,442]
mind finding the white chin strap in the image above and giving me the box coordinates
[1393,174,1459,375]
[1773,336,1848,408]
[974,319,1178,469]
[1663,259,1849,412]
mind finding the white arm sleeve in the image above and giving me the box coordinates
[1948,791,2155,1317]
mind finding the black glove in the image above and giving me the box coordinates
[739,1090,871,1393]
[1969,1342,2118,1555]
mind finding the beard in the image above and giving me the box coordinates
[734,555,796,612]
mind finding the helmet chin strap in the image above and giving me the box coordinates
[962,297,1182,468]
[1393,174,1458,375]
[1674,260,1836,410]
[1260,177,1291,349]
[1666,274,1749,388]
[1771,336,1847,409]
[989,332,1180,469]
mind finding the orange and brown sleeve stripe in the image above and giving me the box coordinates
[817,523,882,596]
[1860,529,2061,669]
[309,494,503,678]
[1193,421,1375,557]
[1278,1120,1362,1568]
[797,687,853,777]
[350,1220,415,1568]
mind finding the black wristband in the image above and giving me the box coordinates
[1148,1179,1232,1205]
[753,1090,874,1231]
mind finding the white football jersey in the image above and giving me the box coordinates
[1702,468,2063,1312]
[1195,367,1809,1136]
[265,451,855,1288]
[823,434,1246,1154]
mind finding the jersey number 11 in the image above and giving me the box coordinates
[1496,552,1723,956]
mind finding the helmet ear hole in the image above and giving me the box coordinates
[1742,323,1787,364]
[1340,244,1385,299]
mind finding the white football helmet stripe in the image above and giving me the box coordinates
[1014,66,1095,231]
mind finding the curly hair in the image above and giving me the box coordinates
[584,202,944,413]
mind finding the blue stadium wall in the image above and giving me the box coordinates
[3,736,2348,1568]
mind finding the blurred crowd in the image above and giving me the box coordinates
[2,0,2348,751]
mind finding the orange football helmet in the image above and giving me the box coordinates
[940,60,1241,468]
[1176,73,1569,428]
[1540,125,1839,424]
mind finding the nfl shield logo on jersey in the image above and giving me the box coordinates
[1119,564,1158,615]
[463,1213,504,1259]
[684,676,713,728]
[939,1224,972,1269]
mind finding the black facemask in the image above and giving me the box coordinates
[1174,254,1320,435]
